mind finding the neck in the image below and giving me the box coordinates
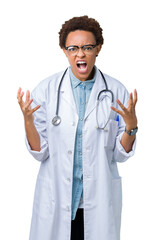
[87,67,95,81]
[76,67,95,82]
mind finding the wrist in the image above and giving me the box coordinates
[125,123,137,132]
[125,118,138,132]
[125,126,138,136]
[24,117,34,125]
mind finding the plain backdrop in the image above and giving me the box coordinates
[0,0,154,239]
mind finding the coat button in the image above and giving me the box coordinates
[68,150,72,155]
[71,122,75,126]
[86,146,90,150]
[66,205,70,211]
[67,178,71,182]
[87,175,91,178]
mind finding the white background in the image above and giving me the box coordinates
[0,0,154,239]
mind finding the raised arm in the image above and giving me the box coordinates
[111,89,138,153]
[17,87,41,151]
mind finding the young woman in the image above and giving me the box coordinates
[17,16,138,240]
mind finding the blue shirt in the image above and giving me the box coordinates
[69,67,96,220]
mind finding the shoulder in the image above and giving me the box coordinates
[103,73,127,91]
[31,70,65,99]
[30,70,66,107]
[97,69,129,104]
[33,70,64,91]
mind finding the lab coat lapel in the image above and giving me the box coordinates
[59,68,78,115]
[84,68,106,120]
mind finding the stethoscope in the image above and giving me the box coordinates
[52,68,114,130]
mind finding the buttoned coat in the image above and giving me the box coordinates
[26,67,136,240]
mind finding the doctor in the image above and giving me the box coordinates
[17,16,138,240]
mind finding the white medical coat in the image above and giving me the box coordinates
[26,67,136,240]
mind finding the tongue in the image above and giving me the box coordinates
[79,63,86,69]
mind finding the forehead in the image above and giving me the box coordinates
[65,30,96,46]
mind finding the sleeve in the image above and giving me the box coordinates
[25,84,49,162]
[113,88,137,163]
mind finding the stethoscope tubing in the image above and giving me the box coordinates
[52,68,114,128]
[98,70,114,103]
[55,68,68,116]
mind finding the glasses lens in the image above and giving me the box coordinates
[82,45,96,55]
[67,46,78,56]
[66,45,96,56]
[83,45,94,51]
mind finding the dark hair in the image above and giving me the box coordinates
[59,15,104,48]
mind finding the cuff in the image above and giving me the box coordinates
[25,135,49,162]
[114,131,137,162]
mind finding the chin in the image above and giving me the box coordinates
[72,65,95,81]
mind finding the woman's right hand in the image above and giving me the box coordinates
[17,87,41,122]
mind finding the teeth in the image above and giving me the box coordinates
[77,61,86,64]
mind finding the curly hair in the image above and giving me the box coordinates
[59,15,104,48]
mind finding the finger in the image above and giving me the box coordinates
[26,90,30,104]
[111,106,123,116]
[116,99,128,112]
[133,89,138,107]
[17,89,24,104]
[17,87,22,99]
[128,93,134,110]
[17,87,23,101]
[31,105,41,113]
[24,99,33,110]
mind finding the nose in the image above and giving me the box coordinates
[76,48,85,57]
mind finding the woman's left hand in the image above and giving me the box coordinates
[111,89,138,131]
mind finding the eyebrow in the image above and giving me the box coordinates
[65,44,96,49]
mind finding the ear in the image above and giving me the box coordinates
[63,48,68,58]
[96,44,102,56]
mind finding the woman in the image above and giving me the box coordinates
[17,16,138,240]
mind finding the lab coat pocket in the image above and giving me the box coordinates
[111,177,122,238]
[104,119,118,149]
[33,175,55,219]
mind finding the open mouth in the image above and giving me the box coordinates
[76,61,87,71]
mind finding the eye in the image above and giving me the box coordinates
[67,47,77,52]
[83,46,93,51]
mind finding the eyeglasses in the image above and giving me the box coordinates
[65,44,97,56]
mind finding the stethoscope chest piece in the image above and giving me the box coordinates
[52,116,61,126]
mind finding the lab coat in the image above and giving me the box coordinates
[26,67,136,240]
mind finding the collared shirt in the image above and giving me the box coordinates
[69,67,96,220]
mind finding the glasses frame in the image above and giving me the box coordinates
[65,44,97,55]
